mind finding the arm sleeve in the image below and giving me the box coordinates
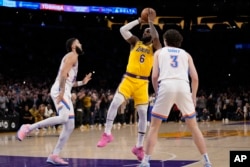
[120,19,140,40]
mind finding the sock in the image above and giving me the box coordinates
[142,154,151,163]
[136,132,145,147]
[136,105,148,147]
[105,119,114,135]
[202,153,211,164]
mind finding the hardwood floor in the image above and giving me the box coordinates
[0,120,249,166]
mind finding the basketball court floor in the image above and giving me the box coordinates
[0,120,249,167]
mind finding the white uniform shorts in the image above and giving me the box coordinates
[50,81,74,116]
[151,79,196,120]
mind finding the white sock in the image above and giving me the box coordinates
[202,153,211,164]
[105,119,113,135]
[142,154,151,163]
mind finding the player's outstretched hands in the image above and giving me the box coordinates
[82,72,92,85]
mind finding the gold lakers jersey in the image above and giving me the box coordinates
[126,41,154,77]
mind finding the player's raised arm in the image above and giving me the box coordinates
[120,18,141,47]
[148,8,162,50]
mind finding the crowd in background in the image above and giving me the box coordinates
[1,5,250,129]
[0,77,138,130]
[1,76,250,132]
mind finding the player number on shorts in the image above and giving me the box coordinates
[170,55,178,67]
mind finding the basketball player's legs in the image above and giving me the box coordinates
[28,109,69,131]
[132,81,149,161]
[97,78,130,147]
[45,116,74,165]
[139,88,174,166]
[17,92,72,141]
[104,92,125,135]
[176,93,212,166]
[139,118,162,167]
[29,90,73,131]
[184,117,211,166]
[105,78,134,134]
[143,116,162,160]
[46,96,75,165]
[52,117,75,155]
[185,117,207,154]
[136,105,148,143]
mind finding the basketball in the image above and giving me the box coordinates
[141,7,156,22]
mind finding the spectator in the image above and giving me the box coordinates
[0,89,9,116]
[196,95,207,122]
[20,104,34,125]
[234,107,244,121]
[243,102,250,120]
[75,90,85,128]
[83,91,92,127]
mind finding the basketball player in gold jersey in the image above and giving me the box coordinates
[97,9,161,161]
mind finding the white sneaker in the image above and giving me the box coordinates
[138,162,150,167]
[204,162,212,167]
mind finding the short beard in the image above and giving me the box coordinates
[141,36,152,44]
[76,46,84,55]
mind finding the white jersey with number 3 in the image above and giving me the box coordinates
[157,46,189,83]
[152,46,195,119]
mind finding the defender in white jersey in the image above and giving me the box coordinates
[139,29,212,167]
[17,38,92,166]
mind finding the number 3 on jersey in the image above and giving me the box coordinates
[171,55,178,67]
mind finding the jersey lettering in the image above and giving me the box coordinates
[136,46,150,54]
[168,48,180,53]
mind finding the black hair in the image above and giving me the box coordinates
[66,38,77,52]
[163,29,183,48]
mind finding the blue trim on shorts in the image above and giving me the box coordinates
[61,100,70,110]
[69,115,75,119]
[183,113,196,119]
[152,113,168,121]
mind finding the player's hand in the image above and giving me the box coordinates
[148,8,155,22]
[82,72,92,85]
[56,91,64,104]
[138,17,147,23]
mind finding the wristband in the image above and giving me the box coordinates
[77,81,84,86]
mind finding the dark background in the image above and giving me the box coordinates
[0,0,250,93]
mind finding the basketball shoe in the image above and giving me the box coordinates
[132,146,144,161]
[16,124,31,141]
[138,162,150,167]
[46,154,68,166]
[204,162,212,167]
[97,133,114,147]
